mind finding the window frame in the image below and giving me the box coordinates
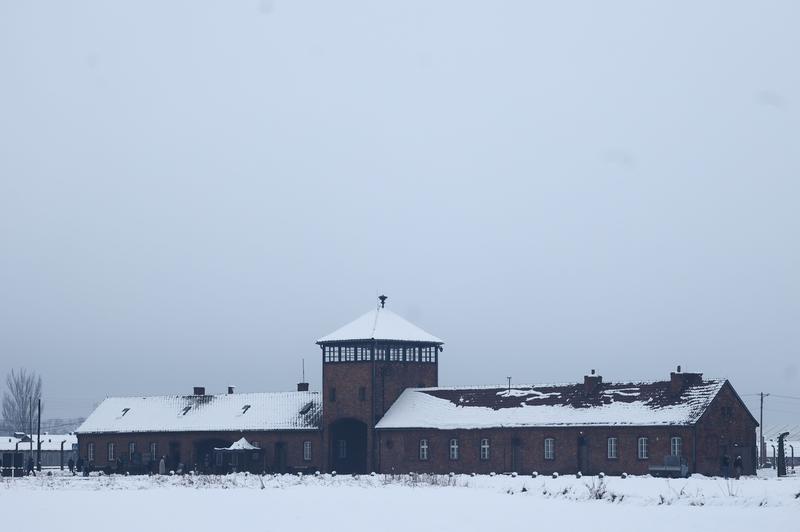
[480,438,490,461]
[107,442,116,462]
[670,436,682,457]
[607,437,618,459]
[637,437,648,460]
[303,440,312,461]
[544,437,555,460]
[337,439,347,459]
[449,438,459,460]
[419,439,429,461]
[87,442,95,462]
[128,441,136,461]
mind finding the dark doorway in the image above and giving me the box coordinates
[168,441,181,471]
[194,438,231,474]
[577,435,589,474]
[330,418,368,474]
[511,437,522,472]
[273,442,287,474]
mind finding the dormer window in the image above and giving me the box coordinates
[299,402,313,415]
[121,408,130,417]
[242,404,251,414]
[182,406,191,415]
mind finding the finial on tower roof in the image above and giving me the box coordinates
[378,295,387,308]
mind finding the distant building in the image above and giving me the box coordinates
[76,298,758,476]
[0,433,78,469]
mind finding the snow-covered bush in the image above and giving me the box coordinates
[531,471,538,478]
[511,472,517,478]
[576,471,582,479]
[621,472,627,479]
[598,472,605,479]
[552,472,558,479]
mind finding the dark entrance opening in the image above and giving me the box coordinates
[273,442,287,474]
[194,438,232,474]
[511,437,522,472]
[330,418,368,474]
[577,435,589,474]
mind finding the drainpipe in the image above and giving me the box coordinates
[60,440,66,470]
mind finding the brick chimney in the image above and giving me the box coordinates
[297,382,309,392]
[193,386,205,396]
[669,366,703,396]
[584,370,602,395]
[227,386,235,395]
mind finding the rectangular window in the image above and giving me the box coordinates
[303,441,312,461]
[324,346,340,363]
[670,436,682,457]
[421,347,437,363]
[638,437,648,459]
[356,347,371,361]
[358,386,366,401]
[375,348,386,361]
[108,442,116,462]
[149,442,157,462]
[87,443,95,462]
[449,438,459,460]
[389,347,402,361]
[406,347,418,362]
[215,452,223,466]
[480,438,490,461]
[607,437,618,459]
[544,438,555,460]
[337,439,347,459]
[343,347,355,361]
[419,439,429,460]
[129,442,136,460]
[329,387,336,402]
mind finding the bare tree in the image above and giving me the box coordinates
[2,368,42,434]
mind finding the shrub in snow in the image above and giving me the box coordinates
[531,471,538,478]
[598,472,605,479]
[449,472,455,477]
[470,472,476,477]
[297,472,303,477]
[511,472,517,478]
[576,472,582,479]
[169,471,175,476]
[314,471,321,477]
[621,472,628,479]
[489,472,496,477]
[331,471,337,476]
[370,472,376,476]
[552,472,558,479]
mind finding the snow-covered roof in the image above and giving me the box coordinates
[317,307,442,344]
[0,433,78,451]
[376,379,728,430]
[214,437,261,451]
[76,391,321,435]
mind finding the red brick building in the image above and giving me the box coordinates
[76,298,758,476]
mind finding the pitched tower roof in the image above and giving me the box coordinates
[317,306,443,344]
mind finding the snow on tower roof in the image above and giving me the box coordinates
[76,391,321,435]
[376,379,729,430]
[317,307,442,344]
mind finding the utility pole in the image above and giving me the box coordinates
[759,392,770,467]
[36,398,42,472]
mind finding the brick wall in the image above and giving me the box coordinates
[76,431,323,473]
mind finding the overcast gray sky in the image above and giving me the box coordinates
[1,1,798,428]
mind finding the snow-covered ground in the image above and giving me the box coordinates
[1,471,797,531]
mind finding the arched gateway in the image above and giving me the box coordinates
[317,295,444,473]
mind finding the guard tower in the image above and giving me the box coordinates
[317,296,443,473]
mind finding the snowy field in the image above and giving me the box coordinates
[1,471,798,531]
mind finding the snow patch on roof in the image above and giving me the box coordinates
[76,391,321,434]
[376,380,727,430]
[317,307,442,343]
